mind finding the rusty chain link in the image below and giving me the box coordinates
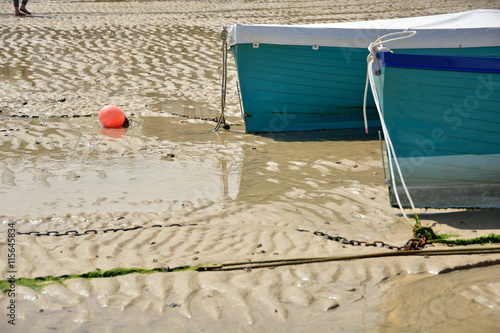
[171,113,219,123]
[300,229,427,251]
[15,223,426,250]
[16,223,198,237]
[0,112,98,119]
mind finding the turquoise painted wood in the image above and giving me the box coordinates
[231,43,500,133]
[231,44,379,133]
[374,52,500,208]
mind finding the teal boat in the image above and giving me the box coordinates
[224,9,500,133]
[368,41,500,208]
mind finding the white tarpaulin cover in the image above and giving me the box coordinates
[226,9,500,49]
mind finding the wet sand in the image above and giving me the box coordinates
[1,1,500,332]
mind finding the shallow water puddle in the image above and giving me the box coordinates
[0,115,243,216]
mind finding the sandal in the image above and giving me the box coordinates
[20,8,31,15]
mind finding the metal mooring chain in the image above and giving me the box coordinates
[170,113,219,123]
[15,224,426,250]
[298,229,427,251]
[0,112,98,119]
[16,223,198,237]
[1,110,219,124]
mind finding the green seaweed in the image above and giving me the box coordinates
[79,267,162,279]
[414,226,439,240]
[414,227,460,241]
[414,224,500,247]
[0,278,56,294]
[0,264,221,294]
[430,233,500,246]
[413,212,422,228]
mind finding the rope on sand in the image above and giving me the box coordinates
[2,246,500,294]
[216,246,500,271]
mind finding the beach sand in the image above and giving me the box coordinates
[1,1,500,332]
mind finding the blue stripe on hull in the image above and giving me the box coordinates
[380,51,500,73]
[232,44,500,133]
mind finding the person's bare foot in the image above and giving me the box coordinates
[15,10,26,17]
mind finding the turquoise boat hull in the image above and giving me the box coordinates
[231,44,500,133]
[373,52,500,208]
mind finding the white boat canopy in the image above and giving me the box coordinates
[226,9,500,49]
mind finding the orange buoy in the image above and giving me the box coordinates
[99,105,126,128]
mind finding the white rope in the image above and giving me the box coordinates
[367,31,417,61]
[363,31,416,133]
[365,31,418,228]
[363,72,370,133]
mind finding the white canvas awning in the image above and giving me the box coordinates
[226,9,500,49]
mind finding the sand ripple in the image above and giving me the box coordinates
[1,1,499,332]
